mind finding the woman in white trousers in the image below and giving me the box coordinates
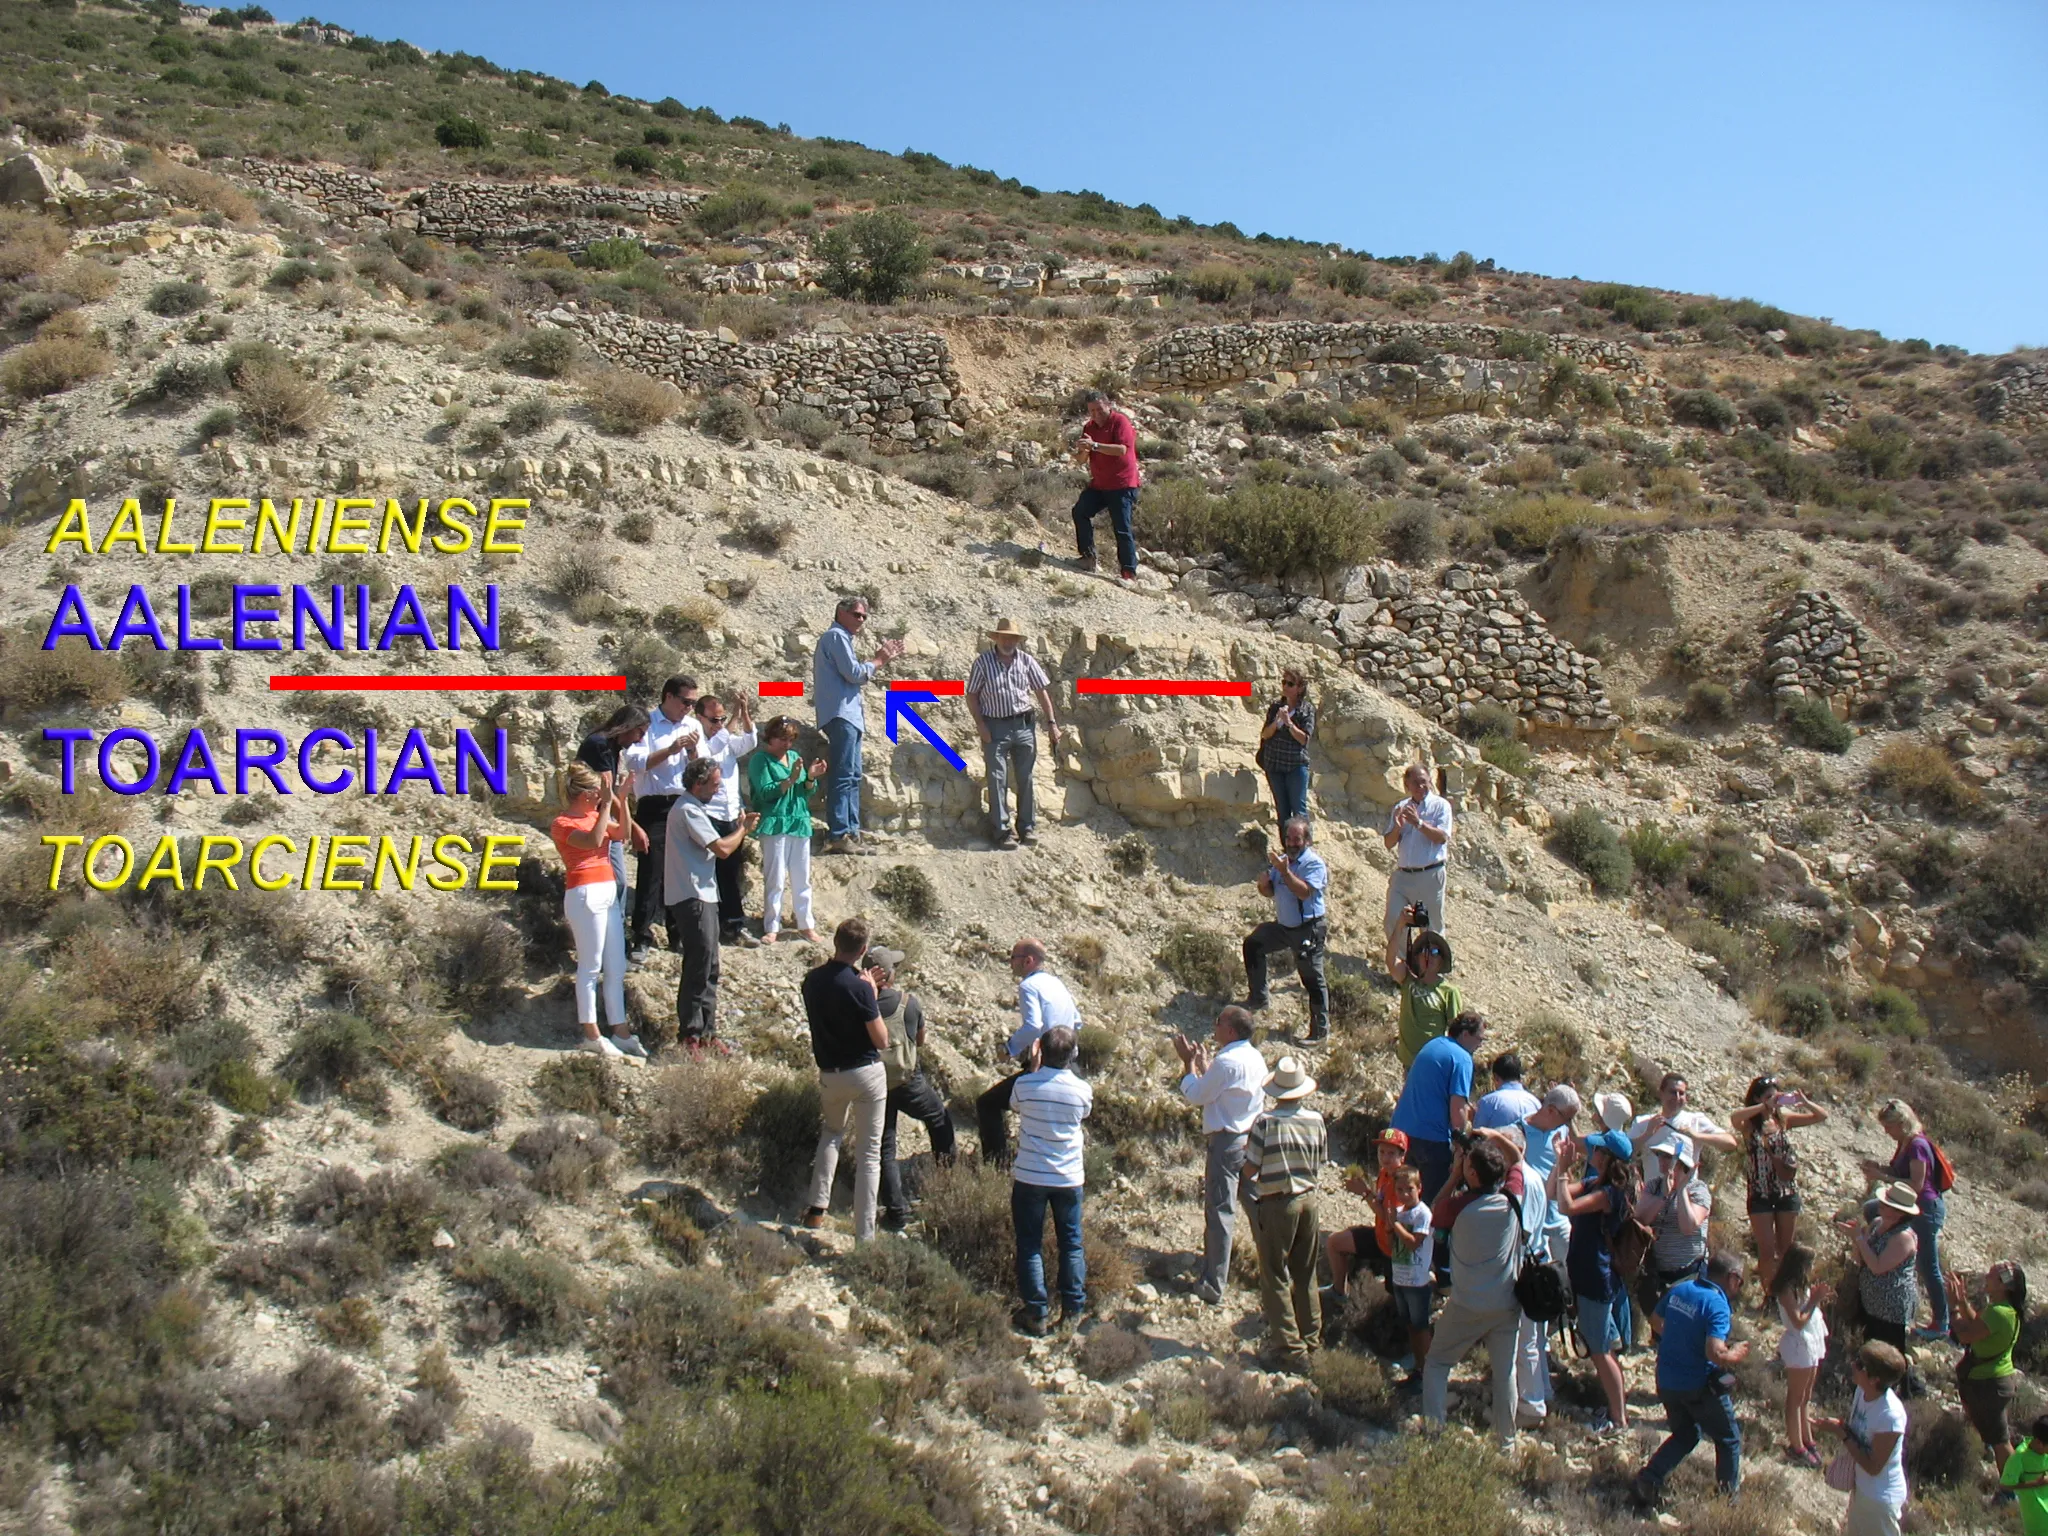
[549,763,643,1058]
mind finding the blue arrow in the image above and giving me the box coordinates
[885,691,966,772]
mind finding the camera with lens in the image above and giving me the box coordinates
[1450,1128,1480,1150]
[1406,901,1431,930]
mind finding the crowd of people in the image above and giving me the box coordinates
[534,392,2036,1529]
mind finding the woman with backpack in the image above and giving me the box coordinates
[1731,1074,1829,1304]
[1558,1127,1640,1434]
[1858,1100,1951,1341]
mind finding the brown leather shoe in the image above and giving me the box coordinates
[801,1207,828,1230]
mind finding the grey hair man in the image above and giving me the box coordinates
[1243,815,1331,1044]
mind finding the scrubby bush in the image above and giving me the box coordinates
[584,367,682,435]
[1316,1432,1510,1536]
[959,1365,1045,1433]
[600,1270,837,1406]
[695,184,782,237]
[874,863,940,922]
[435,116,490,150]
[430,909,524,1009]
[234,359,330,441]
[1,334,111,398]
[696,391,756,443]
[57,922,204,1036]
[1854,985,1926,1040]
[145,279,211,317]
[534,1052,629,1119]
[1685,680,1736,724]
[1837,415,1918,479]
[1078,1325,1151,1382]
[1625,821,1694,885]
[1667,389,1738,432]
[901,452,987,502]
[136,354,227,408]
[1080,1456,1256,1534]
[510,1118,617,1201]
[1582,282,1677,331]
[1485,492,1605,555]
[741,1072,824,1201]
[505,329,577,378]
[815,210,929,303]
[577,236,645,272]
[1186,263,1247,304]
[1688,834,1765,925]
[422,1064,503,1132]
[1381,500,1443,565]
[1957,823,2048,937]
[611,145,657,173]
[453,1245,592,1349]
[733,510,798,552]
[0,630,128,712]
[278,1012,387,1106]
[1868,740,1980,817]
[1311,1349,1392,1422]
[1108,833,1150,877]
[1157,928,1243,998]
[1773,983,1834,1036]
[504,393,556,434]
[1550,805,1632,895]
[774,402,836,447]
[840,1235,1012,1351]
[1781,696,1852,753]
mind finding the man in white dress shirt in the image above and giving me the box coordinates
[691,691,760,949]
[1383,762,1454,941]
[1173,1005,1269,1304]
[621,674,700,963]
[975,937,1082,1167]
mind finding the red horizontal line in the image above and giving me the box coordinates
[887,680,964,695]
[270,674,625,692]
[1076,679,1253,696]
[757,681,805,697]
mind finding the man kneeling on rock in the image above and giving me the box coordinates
[867,944,956,1233]
[1243,815,1330,1044]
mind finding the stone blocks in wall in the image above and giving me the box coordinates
[1762,590,1890,713]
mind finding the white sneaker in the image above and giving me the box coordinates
[612,1034,649,1059]
[581,1035,625,1057]
[1515,1403,1549,1429]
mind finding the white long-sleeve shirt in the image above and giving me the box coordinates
[623,709,702,797]
[697,726,759,821]
[1180,1038,1268,1136]
[1006,970,1081,1060]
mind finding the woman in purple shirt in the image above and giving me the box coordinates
[1859,1099,1948,1340]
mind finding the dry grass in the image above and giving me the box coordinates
[234,359,331,441]
[0,210,69,281]
[583,367,682,435]
[1868,739,1981,817]
[0,334,111,399]
[642,1057,755,1165]
[140,159,256,222]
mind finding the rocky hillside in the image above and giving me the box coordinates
[2,7,2047,1536]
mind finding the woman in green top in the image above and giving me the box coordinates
[746,715,827,943]
[1949,1261,2028,1475]
[1385,919,1460,1068]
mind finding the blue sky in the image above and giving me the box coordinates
[316,1,2046,355]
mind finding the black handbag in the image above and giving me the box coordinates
[1507,1192,1572,1323]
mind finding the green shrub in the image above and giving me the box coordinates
[874,864,940,922]
[1311,1349,1392,1422]
[505,328,577,378]
[611,145,656,173]
[1837,415,1917,479]
[1186,263,1247,303]
[775,402,836,447]
[504,394,556,435]
[1667,389,1738,431]
[1316,1433,1510,1536]
[509,1118,618,1201]
[1485,492,1605,554]
[1958,824,2048,937]
[577,236,645,271]
[599,1270,837,1406]
[1382,499,1443,564]
[1581,282,1676,331]
[1550,805,1632,895]
[1157,928,1243,998]
[1079,1456,1256,1534]
[1624,822,1694,885]
[1781,696,1852,753]
[840,1235,1012,1351]
[267,257,319,289]
[278,1013,387,1106]
[430,909,524,1009]
[1773,983,1834,1036]
[584,367,681,435]
[1320,257,1375,297]
[959,1365,1046,1433]
[1895,831,1964,894]
[695,184,783,236]
[1211,479,1379,578]
[435,116,490,150]
[741,1072,824,1201]
[1855,985,1926,1040]
[814,210,929,303]
[453,1245,592,1349]
[422,1064,502,1132]
[0,1003,213,1174]
[136,354,226,408]
[0,629,128,712]
[1688,836,1765,925]
[145,279,211,317]
[804,153,860,185]
[1684,680,1736,724]
[1077,1325,1151,1382]
[1250,266,1294,296]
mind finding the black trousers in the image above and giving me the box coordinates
[674,897,721,1040]
[709,814,746,936]
[1243,916,1330,1033]
[976,1072,1018,1168]
[880,1070,956,1218]
[631,795,679,949]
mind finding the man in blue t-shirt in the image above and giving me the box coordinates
[1242,815,1331,1043]
[1390,1012,1484,1209]
[1634,1250,1750,1504]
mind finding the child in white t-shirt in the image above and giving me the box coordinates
[1817,1341,1910,1536]
[1773,1242,1833,1467]
[1384,1165,1435,1384]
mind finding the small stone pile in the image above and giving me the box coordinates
[535,305,970,448]
[1131,320,1644,390]
[1343,565,1618,732]
[1762,590,1890,712]
[1976,358,2048,424]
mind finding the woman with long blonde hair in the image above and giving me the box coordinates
[549,762,641,1057]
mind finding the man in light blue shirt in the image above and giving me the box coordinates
[1242,815,1331,1043]
[1474,1052,1544,1130]
[811,595,904,853]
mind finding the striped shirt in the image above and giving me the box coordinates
[1013,1066,1093,1188]
[1244,1101,1327,1200]
[967,646,1050,719]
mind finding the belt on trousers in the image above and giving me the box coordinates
[980,709,1033,724]
[1397,862,1445,873]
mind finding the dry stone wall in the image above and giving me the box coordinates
[1762,590,1891,713]
[1132,320,1646,394]
[1976,358,2048,424]
[534,305,970,448]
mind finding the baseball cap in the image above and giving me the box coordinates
[1377,1128,1410,1151]
[864,946,906,973]
[1646,1129,1695,1168]
[1586,1129,1633,1163]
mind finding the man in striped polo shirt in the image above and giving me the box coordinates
[1010,1025,1093,1336]
[965,618,1061,851]
[1240,1055,1327,1372]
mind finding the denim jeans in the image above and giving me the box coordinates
[823,718,864,839]
[1642,1386,1742,1495]
[1265,764,1309,823]
[1912,1193,1948,1333]
[982,712,1038,837]
[1013,1180,1085,1320]
[1072,486,1139,574]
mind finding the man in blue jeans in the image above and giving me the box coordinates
[1071,390,1142,581]
[811,594,904,856]
[1010,1025,1093,1337]
[1634,1249,1750,1505]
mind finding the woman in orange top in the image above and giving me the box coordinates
[550,763,640,1058]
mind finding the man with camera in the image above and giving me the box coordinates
[1385,906,1459,1070]
[1382,762,1453,942]
[1419,1135,1523,1448]
[1241,814,1331,1045]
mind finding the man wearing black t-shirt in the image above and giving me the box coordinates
[800,916,891,1243]
[577,704,651,895]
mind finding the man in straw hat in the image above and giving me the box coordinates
[966,617,1061,851]
[1239,1055,1327,1372]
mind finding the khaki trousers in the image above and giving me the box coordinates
[1249,1191,1321,1361]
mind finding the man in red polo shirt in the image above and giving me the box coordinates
[1072,389,1142,581]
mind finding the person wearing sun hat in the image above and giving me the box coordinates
[1239,1056,1327,1372]
[1633,1128,1714,1332]
[966,617,1060,851]
[1840,1182,1925,1364]
[1386,924,1460,1069]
